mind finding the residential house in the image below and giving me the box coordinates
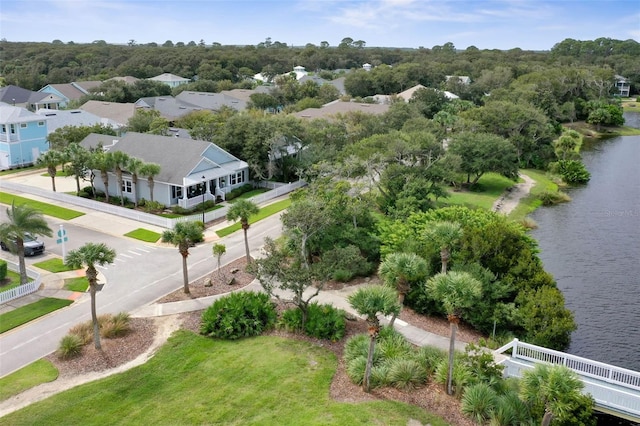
[38,81,102,107]
[446,75,471,85]
[292,100,390,121]
[79,100,137,128]
[0,85,63,111]
[148,73,191,88]
[134,96,202,122]
[374,84,459,104]
[175,91,247,112]
[0,104,49,170]
[80,132,249,208]
[36,108,123,134]
[106,76,140,85]
[615,75,631,97]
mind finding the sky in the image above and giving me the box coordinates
[1,0,638,51]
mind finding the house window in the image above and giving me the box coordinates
[219,177,226,188]
[171,185,183,199]
[1,125,5,133]
[20,123,27,129]
[230,173,237,185]
[38,121,45,127]
[121,180,132,193]
[10,124,16,134]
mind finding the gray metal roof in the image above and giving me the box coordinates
[292,100,389,120]
[134,96,203,121]
[175,91,247,111]
[36,109,121,133]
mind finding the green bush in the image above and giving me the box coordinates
[57,334,83,359]
[346,356,368,386]
[434,356,472,396]
[0,259,7,281]
[461,382,498,423]
[552,160,591,184]
[200,291,276,340]
[370,363,390,388]
[411,345,446,375]
[344,334,371,363]
[377,330,413,360]
[323,245,374,282]
[538,190,571,206]
[142,200,165,213]
[225,184,254,201]
[460,343,505,388]
[279,303,346,341]
[490,391,531,426]
[386,358,428,391]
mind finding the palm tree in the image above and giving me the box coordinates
[348,285,400,392]
[425,221,462,273]
[90,150,115,203]
[65,243,116,350]
[519,363,592,426]
[65,143,90,196]
[0,203,53,285]
[427,271,482,395]
[161,221,204,294]
[110,151,130,206]
[226,199,259,263]
[127,157,144,208]
[378,252,429,327]
[36,150,64,192]
[139,162,161,203]
[212,243,226,279]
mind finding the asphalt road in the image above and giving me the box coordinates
[0,212,283,377]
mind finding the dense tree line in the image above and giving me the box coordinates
[1,37,637,95]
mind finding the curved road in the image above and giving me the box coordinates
[0,213,283,377]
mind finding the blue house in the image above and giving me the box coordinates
[0,104,49,170]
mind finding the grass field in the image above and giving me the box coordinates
[33,258,75,273]
[124,228,161,243]
[64,277,89,292]
[0,359,58,402]
[439,173,517,211]
[1,332,445,425]
[228,188,269,203]
[0,298,73,334]
[216,198,292,238]
[0,193,84,220]
[0,270,21,292]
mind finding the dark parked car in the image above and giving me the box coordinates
[0,233,45,256]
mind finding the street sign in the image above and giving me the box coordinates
[56,227,68,244]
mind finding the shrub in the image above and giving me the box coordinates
[386,358,428,391]
[0,259,7,281]
[101,312,131,338]
[201,291,276,340]
[344,334,371,363]
[461,382,498,424]
[377,330,413,360]
[279,303,345,341]
[142,200,165,213]
[411,345,446,375]
[460,343,505,388]
[434,357,472,396]
[553,160,591,184]
[57,334,83,359]
[68,321,93,345]
[323,245,374,282]
[226,184,254,201]
[370,363,390,388]
[490,391,531,426]
[346,356,368,386]
[538,190,571,206]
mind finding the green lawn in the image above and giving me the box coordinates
[0,298,73,334]
[64,277,89,292]
[0,359,58,402]
[439,173,517,211]
[1,332,445,425]
[33,258,75,273]
[228,188,269,203]
[216,198,292,238]
[124,228,161,243]
[0,193,84,220]
[0,270,21,292]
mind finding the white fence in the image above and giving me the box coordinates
[0,261,41,304]
[1,180,306,229]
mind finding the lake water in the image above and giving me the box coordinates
[531,115,640,372]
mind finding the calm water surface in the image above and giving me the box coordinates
[531,116,640,372]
